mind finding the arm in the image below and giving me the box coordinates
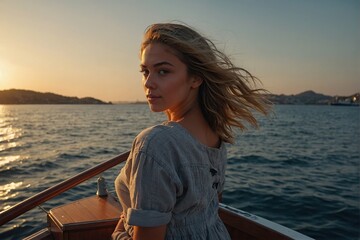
[133,225,167,240]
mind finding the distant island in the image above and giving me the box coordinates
[0,89,111,104]
[266,90,359,105]
[0,89,358,105]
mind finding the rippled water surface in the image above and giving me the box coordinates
[0,104,359,240]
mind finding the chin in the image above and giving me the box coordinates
[148,104,165,113]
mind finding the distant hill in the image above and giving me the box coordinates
[0,89,111,104]
[266,90,359,105]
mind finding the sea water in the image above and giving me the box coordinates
[0,104,359,240]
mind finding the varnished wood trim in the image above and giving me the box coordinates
[219,205,292,240]
[23,228,53,240]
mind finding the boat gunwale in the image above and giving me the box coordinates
[219,203,314,240]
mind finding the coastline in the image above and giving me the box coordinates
[0,89,359,106]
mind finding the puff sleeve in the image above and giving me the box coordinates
[125,150,178,227]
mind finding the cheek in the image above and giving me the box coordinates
[167,73,191,92]
[163,82,185,100]
[165,80,182,92]
[141,78,147,91]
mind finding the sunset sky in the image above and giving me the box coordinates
[0,0,359,102]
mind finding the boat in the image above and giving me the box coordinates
[330,95,360,106]
[0,152,314,240]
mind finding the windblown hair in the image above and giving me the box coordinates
[141,23,271,143]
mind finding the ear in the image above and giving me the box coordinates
[190,75,203,89]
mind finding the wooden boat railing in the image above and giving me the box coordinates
[0,151,130,226]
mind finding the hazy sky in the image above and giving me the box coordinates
[0,0,359,102]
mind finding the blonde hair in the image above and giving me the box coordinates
[141,23,271,143]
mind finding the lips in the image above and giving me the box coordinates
[146,94,161,103]
[147,94,161,98]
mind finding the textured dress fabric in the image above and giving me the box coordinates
[113,121,231,240]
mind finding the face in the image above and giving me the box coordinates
[140,43,201,114]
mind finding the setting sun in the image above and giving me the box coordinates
[0,62,6,81]
[0,60,12,89]
[0,73,7,89]
[0,65,4,81]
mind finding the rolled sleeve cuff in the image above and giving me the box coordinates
[127,208,171,227]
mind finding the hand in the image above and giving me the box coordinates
[113,213,126,233]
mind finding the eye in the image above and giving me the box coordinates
[158,69,169,75]
[140,69,149,78]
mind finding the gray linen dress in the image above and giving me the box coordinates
[113,121,231,240]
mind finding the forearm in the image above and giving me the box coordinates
[133,225,167,240]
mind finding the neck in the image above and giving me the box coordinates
[167,101,220,148]
[166,105,195,122]
[166,92,199,122]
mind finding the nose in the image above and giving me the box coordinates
[144,73,156,89]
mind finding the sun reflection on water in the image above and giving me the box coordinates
[0,106,23,170]
[0,182,23,201]
[0,155,21,167]
[0,182,31,212]
[0,127,22,142]
[0,142,18,152]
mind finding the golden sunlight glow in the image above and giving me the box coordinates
[0,60,10,88]
[0,62,5,78]
[0,68,4,80]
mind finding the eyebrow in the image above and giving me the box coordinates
[140,61,174,68]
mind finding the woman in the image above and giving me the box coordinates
[112,23,270,240]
